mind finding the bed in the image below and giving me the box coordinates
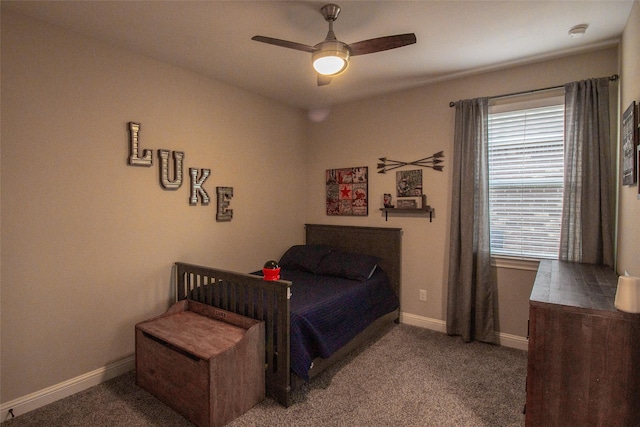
[175,224,402,407]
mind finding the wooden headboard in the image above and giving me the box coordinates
[305,224,402,300]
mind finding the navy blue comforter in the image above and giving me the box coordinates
[282,268,399,380]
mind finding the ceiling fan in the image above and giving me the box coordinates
[251,3,417,86]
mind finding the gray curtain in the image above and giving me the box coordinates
[446,98,496,344]
[560,78,614,267]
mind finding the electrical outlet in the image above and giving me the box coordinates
[419,289,427,301]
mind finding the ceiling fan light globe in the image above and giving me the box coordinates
[313,55,347,75]
[312,41,350,76]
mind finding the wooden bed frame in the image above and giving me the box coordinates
[175,224,402,407]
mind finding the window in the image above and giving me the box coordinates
[487,95,564,259]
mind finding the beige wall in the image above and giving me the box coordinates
[1,12,307,403]
[618,0,640,276]
[305,47,620,339]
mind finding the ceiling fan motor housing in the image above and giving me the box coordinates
[321,4,341,22]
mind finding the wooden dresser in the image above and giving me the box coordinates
[526,261,640,426]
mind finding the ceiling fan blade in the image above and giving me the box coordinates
[317,74,332,86]
[349,33,417,56]
[251,36,316,53]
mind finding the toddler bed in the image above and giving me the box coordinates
[175,224,402,407]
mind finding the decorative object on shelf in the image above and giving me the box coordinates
[377,151,444,174]
[383,193,394,208]
[326,166,368,216]
[216,187,234,221]
[396,199,417,209]
[396,169,422,197]
[262,260,281,281]
[622,101,638,185]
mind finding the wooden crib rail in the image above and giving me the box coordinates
[174,262,293,406]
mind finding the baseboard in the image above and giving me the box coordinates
[399,312,529,351]
[400,311,447,333]
[495,332,529,351]
[0,355,135,423]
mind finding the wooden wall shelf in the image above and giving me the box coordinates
[380,196,434,222]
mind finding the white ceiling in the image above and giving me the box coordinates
[2,1,634,110]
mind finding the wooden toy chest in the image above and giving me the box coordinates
[135,300,265,427]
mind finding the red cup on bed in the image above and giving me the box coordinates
[262,260,281,281]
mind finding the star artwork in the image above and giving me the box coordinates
[326,166,368,216]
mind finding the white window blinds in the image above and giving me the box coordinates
[487,101,564,259]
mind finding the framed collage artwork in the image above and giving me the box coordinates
[396,169,423,197]
[622,101,638,186]
[326,166,368,216]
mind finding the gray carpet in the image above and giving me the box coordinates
[4,324,527,426]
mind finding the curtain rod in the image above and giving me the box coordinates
[448,74,619,108]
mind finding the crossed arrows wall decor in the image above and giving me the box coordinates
[377,150,444,174]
